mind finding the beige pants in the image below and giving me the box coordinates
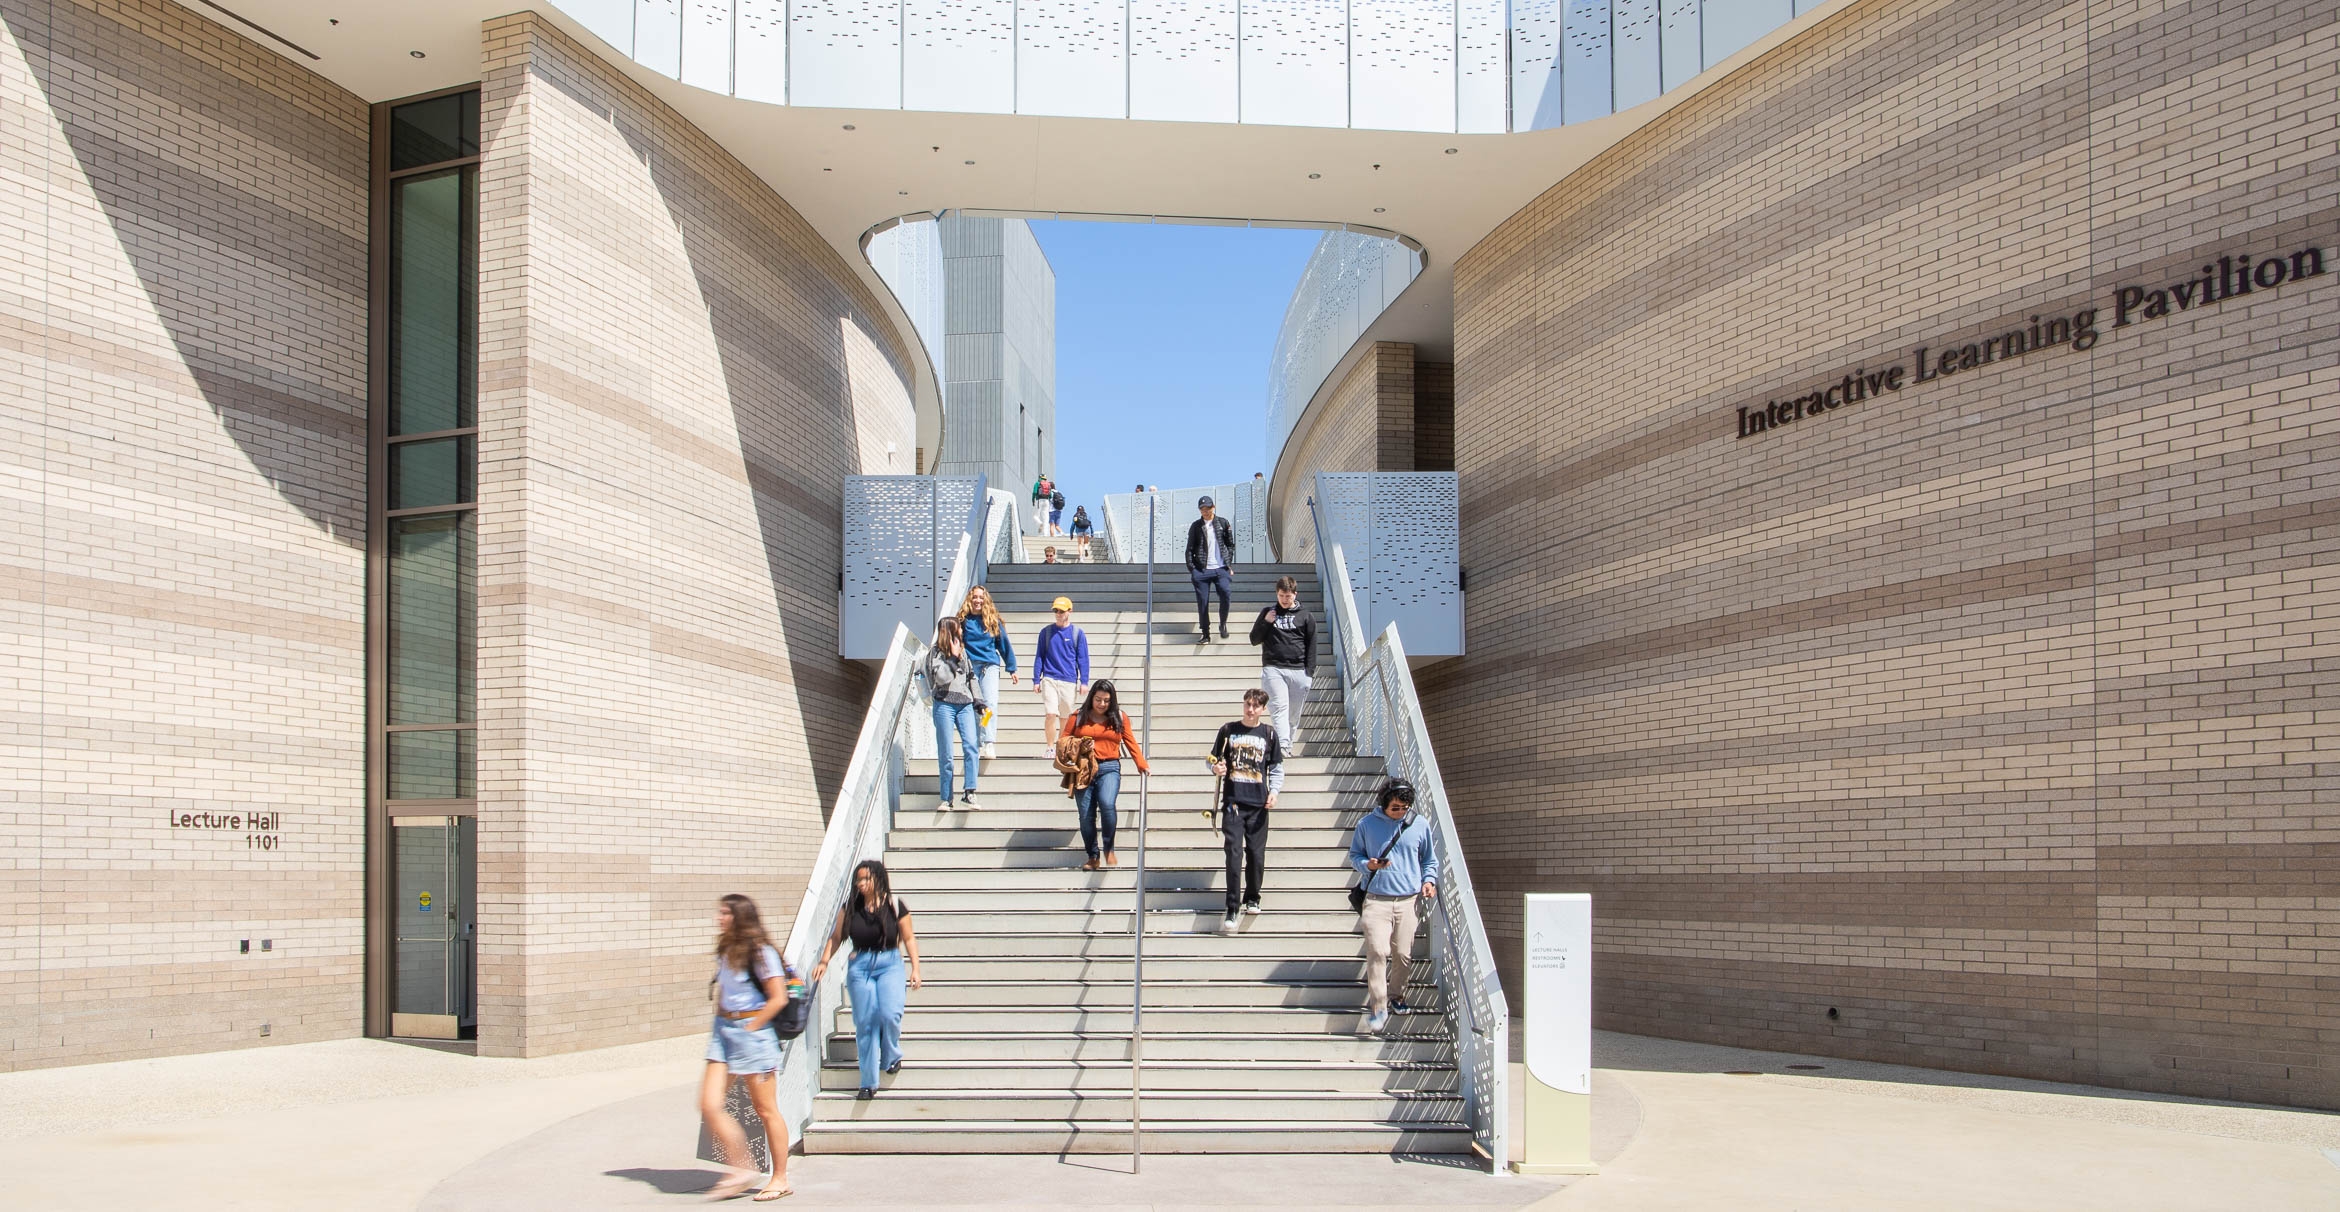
[1360,894,1420,1014]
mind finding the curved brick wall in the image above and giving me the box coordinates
[1436,0,2340,1107]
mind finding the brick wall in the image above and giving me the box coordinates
[1433,0,2340,1108]
[1276,341,1416,557]
[474,14,917,1056]
[0,0,368,1068]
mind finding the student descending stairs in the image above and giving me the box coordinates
[799,560,1471,1154]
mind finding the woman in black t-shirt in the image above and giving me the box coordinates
[811,859,922,1099]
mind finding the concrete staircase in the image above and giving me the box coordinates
[1016,531,1098,563]
[801,561,1470,1155]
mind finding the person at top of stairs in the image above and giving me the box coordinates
[953,585,1017,758]
[1185,495,1236,642]
[1047,488,1066,536]
[1063,680,1148,870]
[924,618,983,810]
[1067,506,1093,560]
[1031,596,1089,753]
[1208,687,1285,934]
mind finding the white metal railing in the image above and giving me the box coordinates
[985,488,1027,564]
[767,621,928,1134]
[1308,497,1509,1171]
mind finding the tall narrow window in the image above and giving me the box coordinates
[371,87,479,1042]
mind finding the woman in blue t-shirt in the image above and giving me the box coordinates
[700,893,793,1201]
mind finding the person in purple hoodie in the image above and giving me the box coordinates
[1032,596,1090,755]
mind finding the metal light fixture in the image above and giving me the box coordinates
[843,124,856,131]
[409,49,425,58]
[1444,147,1458,154]
[1308,172,1322,179]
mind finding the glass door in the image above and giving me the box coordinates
[390,815,475,1039]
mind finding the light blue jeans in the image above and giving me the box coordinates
[932,700,979,802]
[973,663,1001,747]
[846,948,907,1089]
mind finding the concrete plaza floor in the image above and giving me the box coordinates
[2,1028,2335,1210]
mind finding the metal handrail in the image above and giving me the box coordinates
[1307,495,1510,1171]
[771,480,991,1134]
[768,621,926,1134]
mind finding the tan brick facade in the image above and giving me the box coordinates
[0,0,369,1068]
[472,14,915,1056]
[1433,0,2340,1108]
[1276,341,1418,556]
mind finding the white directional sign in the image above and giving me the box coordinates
[1523,893,1592,1095]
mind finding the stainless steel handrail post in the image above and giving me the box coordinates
[1131,489,1155,1173]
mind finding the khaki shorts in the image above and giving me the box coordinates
[1039,678,1082,715]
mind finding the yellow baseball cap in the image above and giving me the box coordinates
[1052,596,1074,611]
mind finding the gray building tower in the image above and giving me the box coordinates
[934,215,1056,532]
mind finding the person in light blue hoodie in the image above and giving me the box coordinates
[1347,778,1439,1034]
[954,585,1018,757]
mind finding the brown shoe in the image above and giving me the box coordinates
[1105,852,1120,867]
[1081,858,1100,872]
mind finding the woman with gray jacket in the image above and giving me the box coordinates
[926,617,984,809]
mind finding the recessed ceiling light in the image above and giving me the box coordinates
[823,167,832,172]
[897,190,908,195]
[1308,173,1322,179]
[1444,147,1459,155]
[409,50,425,58]
[1373,207,1386,213]
[964,160,975,165]
[843,124,856,131]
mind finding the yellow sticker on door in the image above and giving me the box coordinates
[419,891,433,912]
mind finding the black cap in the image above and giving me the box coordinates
[1198,495,1215,508]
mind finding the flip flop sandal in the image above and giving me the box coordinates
[705,1174,756,1201]
[752,1187,795,1202]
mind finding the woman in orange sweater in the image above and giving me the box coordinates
[1062,679,1149,870]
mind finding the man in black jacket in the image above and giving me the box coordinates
[1185,496,1237,641]
[1249,574,1316,748]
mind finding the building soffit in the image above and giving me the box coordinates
[176,0,1857,482]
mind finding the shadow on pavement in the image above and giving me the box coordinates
[603,1167,726,1195]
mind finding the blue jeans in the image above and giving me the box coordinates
[932,701,979,802]
[1191,567,1231,630]
[973,664,1001,747]
[1074,759,1122,859]
[846,948,906,1089]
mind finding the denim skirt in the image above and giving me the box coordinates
[706,1014,782,1075]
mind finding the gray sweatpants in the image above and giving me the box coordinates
[1261,665,1312,747]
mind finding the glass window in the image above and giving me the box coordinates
[390,92,479,170]
[388,729,475,800]
[391,436,474,510]
[389,512,474,724]
[389,170,473,435]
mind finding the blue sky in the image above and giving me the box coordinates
[1030,220,1320,513]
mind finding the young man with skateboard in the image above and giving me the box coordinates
[1207,687,1284,934]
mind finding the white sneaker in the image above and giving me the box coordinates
[1241,903,1261,916]
[1218,914,1239,935]
[1361,1010,1390,1035]
[959,793,980,810]
[980,744,996,759]
[938,800,955,811]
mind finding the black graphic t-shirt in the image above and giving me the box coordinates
[1210,721,1286,809]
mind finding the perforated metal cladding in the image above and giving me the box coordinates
[1312,472,1460,656]
[1019,0,1128,118]
[1267,231,1423,468]
[595,0,1796,133]
[843,476,940,657]
[1098,481,1270,563]
[842,475,988,658]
